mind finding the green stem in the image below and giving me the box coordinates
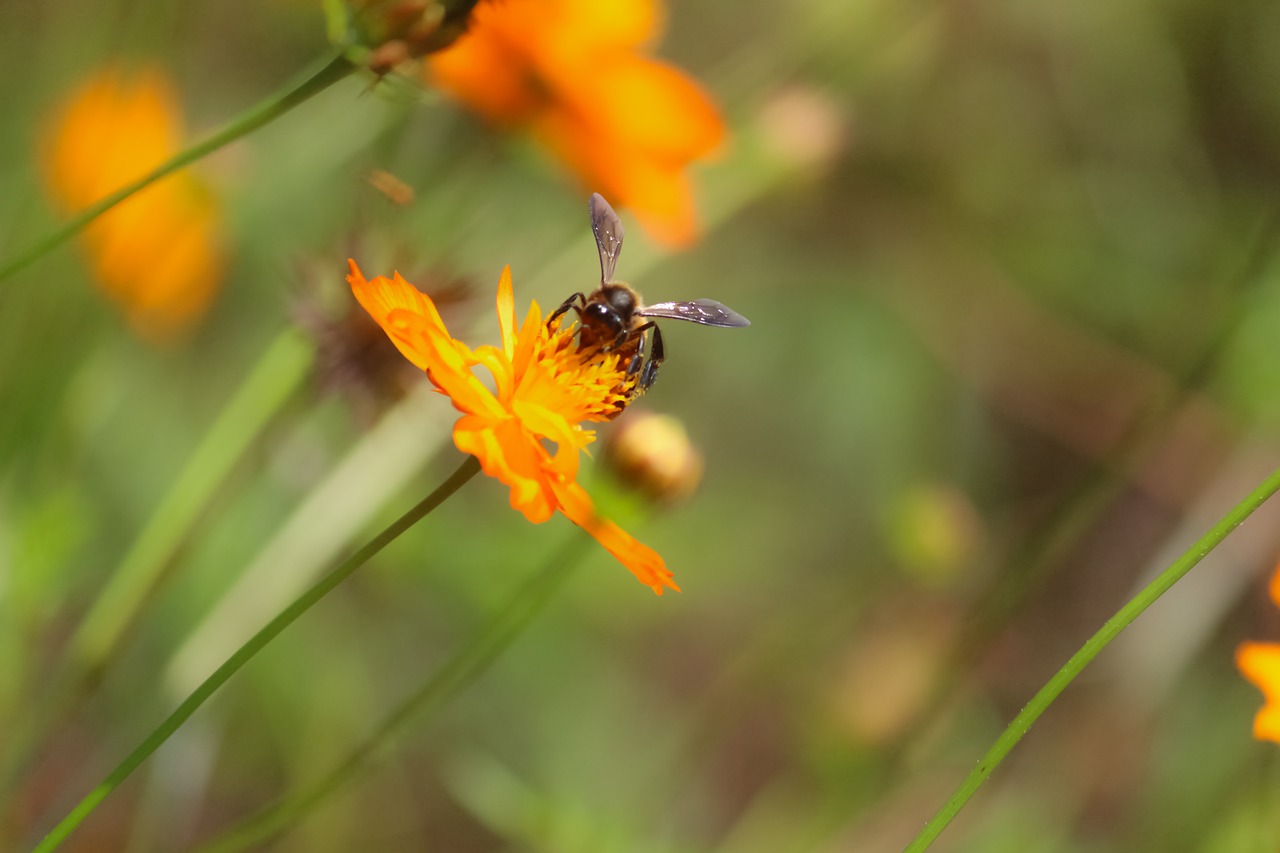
[194,535,589,853]
[902,464,1280,853]
[0,52,354,284]
[0,328,313,806]
[73,327,314,675]
[30,455,481,853]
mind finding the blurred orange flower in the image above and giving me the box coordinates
[427,0,725,248]
[1237,564,1280,743]
[43,65,225,339]
[347,259,676,594]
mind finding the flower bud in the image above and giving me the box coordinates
[605,411,704,505]
[350,0,474,75]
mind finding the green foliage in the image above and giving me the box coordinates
[4,0,1280,850]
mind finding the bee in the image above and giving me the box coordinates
[551,193,750,401]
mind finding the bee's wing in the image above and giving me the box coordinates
[639,299,751,327]
[589,193,625,284]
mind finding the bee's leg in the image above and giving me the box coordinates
[638,323,664,392]
[625,342,645,379]
[548,292,586,327]
[620,322,655,378]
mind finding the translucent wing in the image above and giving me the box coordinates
[589,193,625,284]
[638,299,751,327]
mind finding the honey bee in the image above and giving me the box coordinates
[551,193,750,400]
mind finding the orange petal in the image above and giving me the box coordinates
[512,399,584,479]
[347,262,447,344]
[1269,562,1280,609]
[43,65,224,336]
[44,66,181,209]
[510,300,545,380]
[1237,642,1280,743]
[609,162,701,249]
[549,0,661,52]
[552,479,677,594]
[549,55,724,163]
[454,416,557,522]
[472,344,516,404]
[122,194,222,336]
[496,266,517,360]
[382,309,508,419]
[346,261,507,417]
[426,16,542,125]
[535,106,708,248]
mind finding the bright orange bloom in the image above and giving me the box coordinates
[43,65,224,338]
[1237,563,1280,743]
[427,0,725,248]
[346,259,677,594]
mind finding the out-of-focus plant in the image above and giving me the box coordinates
[1237,562,1280,744]
[42,66,225,339]
[427,0,726,247]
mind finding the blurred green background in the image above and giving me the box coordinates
[4,0,1280,850]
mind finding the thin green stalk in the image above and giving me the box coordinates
[902,464,1280,853]
[0,328,313,805]
[0,52,354,284]
[30,455,481,853]
[73,327,314,675]
[194,535,589,853]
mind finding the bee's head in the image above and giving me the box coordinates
[581,284,636,336]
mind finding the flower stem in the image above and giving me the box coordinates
[0,328,313,807]
[73,328,314,676]
[30,455,481,853]
[193,535,590,853]
[0,52,354,285]
[902,463,1280,853]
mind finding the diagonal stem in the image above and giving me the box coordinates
[0,328,313,807]
[902,463,1280,852]
[193,535,589,853]
[0,52,354,285]
[30,455,481,853]
[72,328,314,676]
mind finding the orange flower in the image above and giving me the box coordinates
[426,0,725,248]
[1237,564,1280,743]
[346,259,677,594]
[42,65,225,338]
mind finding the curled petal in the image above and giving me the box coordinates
[349,260,506,421]
[347,261,443,372]
[512,399,586,479]
[381,309,506,419]
[472,344,515,403]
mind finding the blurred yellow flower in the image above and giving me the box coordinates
[1237,564,1280,743]
[43,65,225,339]
[427,0,725,248]
[347,259,677,594]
